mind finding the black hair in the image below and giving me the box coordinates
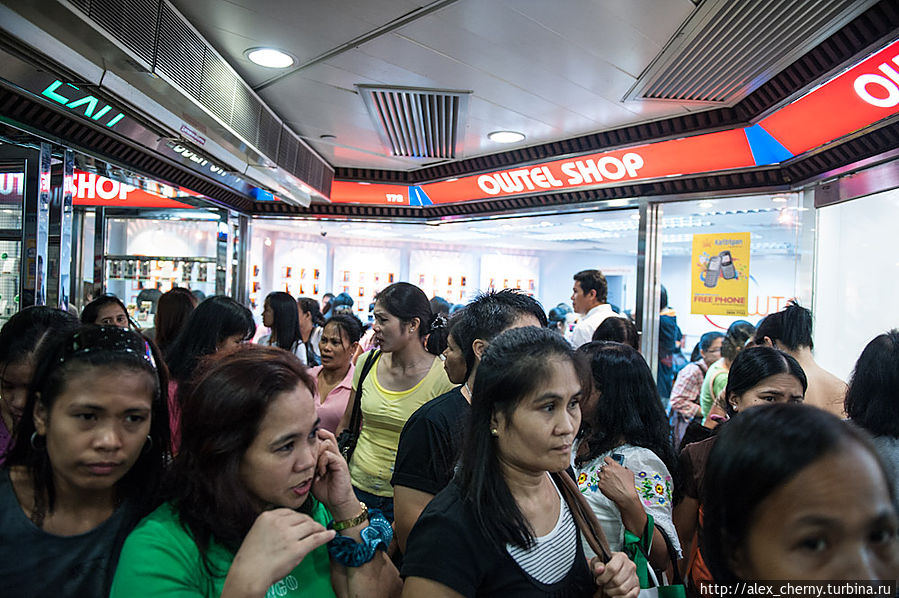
[702,403,895,583]
[845,330,899,438]
[81,294,137,329]
[660,285,668,310]
[451,290,547,380]
[6,325,171,526]
[573,269,608,304]
[297,297,326,328]
[591,316,639,350]
[153,287,197,355]
[575,342,676,473]
[754,302,814,351]
[0,306,80,368]
[721,320,755,362]
[375,282,446,355]
[265,292,302,351]
[165,296,256,384]
[458,326,588,550]
[321,293,335,316]
[429,296,451,316]
[323,313,364,346]
[723,345,807,418]
[689,331,724,362]
[165,344,316,575]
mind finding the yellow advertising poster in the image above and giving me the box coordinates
[691,232,750,316]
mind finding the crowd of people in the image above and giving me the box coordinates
[0,273,897,597]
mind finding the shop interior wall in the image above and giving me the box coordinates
[814,186,899,381]
[250,224,639,325]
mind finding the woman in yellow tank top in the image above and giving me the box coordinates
[337,283,453,522]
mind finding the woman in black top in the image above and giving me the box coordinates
[0,325,170,597]
[402,326,638,598]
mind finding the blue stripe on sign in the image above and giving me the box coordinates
[409,185,433,206]
[744,124,794,166]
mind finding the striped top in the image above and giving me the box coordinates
[506,478,577,585]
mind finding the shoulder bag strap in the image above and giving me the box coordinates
[347,350,380,435]
[552,471,613,563]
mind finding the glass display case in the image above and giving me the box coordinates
[104,217,218,328]
[0,166,24,326]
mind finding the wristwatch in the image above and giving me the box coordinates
[332,502,369,531]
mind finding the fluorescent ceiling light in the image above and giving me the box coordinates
[488,130,525,143]
[246,48,295,69]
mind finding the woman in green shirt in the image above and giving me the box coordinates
[111,345,400,598]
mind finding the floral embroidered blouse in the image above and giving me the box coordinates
[572,443,682,560]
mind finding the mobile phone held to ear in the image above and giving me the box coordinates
[704,255,721,288]
[719,250,736,280]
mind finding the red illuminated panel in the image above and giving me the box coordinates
[759,37,899,156]
[330,181,410,205]
[421,128,755,204]
[73,171,193,208]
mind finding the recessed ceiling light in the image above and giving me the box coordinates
[488,130,525,143]
[246,47,295,69]
[772,195,788,203]
[699,200,714,209]
[583,218,594,223]
[630,214,641,220]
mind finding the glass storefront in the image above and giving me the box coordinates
[249,208,642,326]
[815,186,899,380]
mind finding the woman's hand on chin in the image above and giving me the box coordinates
[222,509,335,598]
[311,428,358,518]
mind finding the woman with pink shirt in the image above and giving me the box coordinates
[312,314,363,434]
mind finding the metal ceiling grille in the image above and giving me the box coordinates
[626,0,880,104]
[62,0,333,197]
[357,86,470,159]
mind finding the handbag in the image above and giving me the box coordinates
[336,350,380,463]
[623,514,686,598]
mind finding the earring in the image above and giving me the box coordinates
[490,428,499,437]
[30,432,45,451]
[142,435,153,455]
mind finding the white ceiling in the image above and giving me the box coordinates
[169,0,704,171]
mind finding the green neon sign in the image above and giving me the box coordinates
[40,80,125,128]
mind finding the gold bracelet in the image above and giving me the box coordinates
[331,501,368,531]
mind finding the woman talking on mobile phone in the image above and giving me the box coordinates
[111,345,400,598]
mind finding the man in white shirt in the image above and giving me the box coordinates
[568,269,618,348]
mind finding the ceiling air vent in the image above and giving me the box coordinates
[357,85,470,159]
[625,0,880,105]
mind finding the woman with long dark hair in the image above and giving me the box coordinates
[312,314,363,434]
[674,345,806,591]
[297,296,326,366]
[337,282,453,522]
[573,341,680,570]
[845,330,899,497]
[111,345,400,597]
[145,287,197,356]
[259,291,304,358]
[164,296,255,450]
[703,403,898,581]
[402,327,638,597]
[0,325,171,596]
